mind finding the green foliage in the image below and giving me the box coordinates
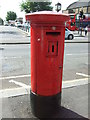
[0,18,3,21]
[0,18,3,25]
[6,11,17,21]
[20,0,53,13]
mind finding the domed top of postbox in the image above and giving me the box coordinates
[25,11,70,24]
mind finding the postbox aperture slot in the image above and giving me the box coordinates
[52,45,54,52]
[47,41,58,56]
[46,32,60,36]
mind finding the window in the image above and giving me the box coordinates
[88,7,90,13]
[69,9,75,13]
[75,9,79,14]
[70,15,74,19]
[79,8,82,12]
[83,7,87,13]
[71,22,75,26]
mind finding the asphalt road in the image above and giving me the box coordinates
[1,84,89,119]
[0,26,89,119]
[0,26,89,89]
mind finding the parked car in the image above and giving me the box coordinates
[15,22,23,27]
[10,23,15,26]
[4,21,9,26]
[65,28,74,40]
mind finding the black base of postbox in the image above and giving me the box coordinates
[30,90,61,118]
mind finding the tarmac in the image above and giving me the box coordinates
[0,27,89,119]
[0,27,89,44]
[1,84,89,119]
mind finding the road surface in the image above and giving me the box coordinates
[0,26,89,90]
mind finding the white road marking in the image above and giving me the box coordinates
[66,54,72,56]
[66,53,89,56]
[0,78,89,98]
[76,72,90,77]
[0,56,22,60]
[0,74,31,80]
[9,80,30,88]
[62,78,88,89]
[0,87,30,98]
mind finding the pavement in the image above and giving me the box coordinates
[0,26,89,119]
[1,84,89,119]
[0,26,89,44]
[18,28,90,43]
[19,28,89,43]
[0,26,30,44]
[66,30,89,43]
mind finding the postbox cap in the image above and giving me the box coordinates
[25,11,70,24]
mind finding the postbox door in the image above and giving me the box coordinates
[36,29,65,96]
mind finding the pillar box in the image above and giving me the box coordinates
[26,11,69,118]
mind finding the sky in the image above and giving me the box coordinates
[0,0,78,21]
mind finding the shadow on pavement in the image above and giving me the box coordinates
[2,94,89,119]
[39,106,89,120]
[2,106,89,120]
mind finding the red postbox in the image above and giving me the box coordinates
[26,11,69,118]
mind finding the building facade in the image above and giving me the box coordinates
[63,0,90,28]
[63,0,90,15]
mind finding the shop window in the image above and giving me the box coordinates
[83,7,87,13]
[88,7,90,13]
